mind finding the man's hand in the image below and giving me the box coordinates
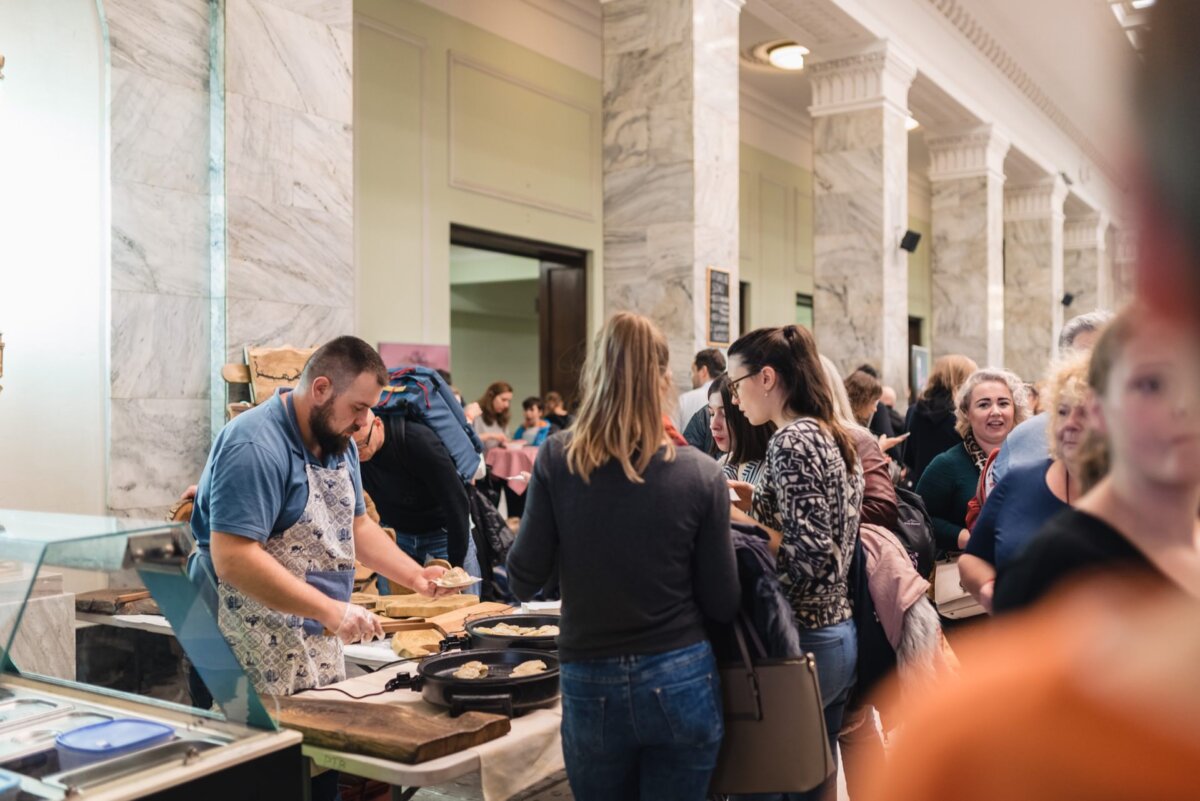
[324,602,384,644]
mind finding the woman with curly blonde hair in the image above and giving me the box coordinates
[916,368,1029,554]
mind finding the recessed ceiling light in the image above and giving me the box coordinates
[905,115,920,131]
[766,43,809,71]
[1131,0,1155,9]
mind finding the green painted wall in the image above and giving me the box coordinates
[356,0,603,351]
[908,214,932,347]
[738,144,815,331]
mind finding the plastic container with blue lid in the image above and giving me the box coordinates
[0,768,19,801]
[56,719,174,771]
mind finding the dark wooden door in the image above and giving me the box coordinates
[539,262,588,409]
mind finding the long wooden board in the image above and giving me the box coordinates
[272,696,510,763]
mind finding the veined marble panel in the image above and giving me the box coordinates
[111,291,209,400]
[1063,247,1101,314]
[602,0,650,56]
[109,399,211,510]
[1004,217,1063,382]
[8,592,75,681]
[112,181,209,297]
[111,68,209,194]
[107,0,209,91]
[226,0,351,124]
[603,162,693,228]
[603,109,649,173]
[256,0,351,30]
[813,104,910,399]
[603,43,692,113]
[226,94,352,218]
[225,300,354,361]
[930,173,1005,365]
[226,196,353,306]
[647,102,693,166]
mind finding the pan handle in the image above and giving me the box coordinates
[439,634,469,653]
[385,672,424,692]
[448,693,513,718]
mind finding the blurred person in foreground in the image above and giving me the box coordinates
[861,4,1200,799]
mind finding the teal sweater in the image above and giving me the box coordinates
[915,443,980,552]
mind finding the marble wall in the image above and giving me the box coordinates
[106,0,213,517]
[1004,177,1067,382]
[809,44,914,398]
[602,0,741,389]
[224,0,355,363]
[926,127,1008,367]
[1063,213,1107,314]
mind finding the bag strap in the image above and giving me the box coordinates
[730,614,765,722]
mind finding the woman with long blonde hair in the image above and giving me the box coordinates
[506,312,739,801]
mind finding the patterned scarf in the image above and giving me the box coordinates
[962,431,990,473]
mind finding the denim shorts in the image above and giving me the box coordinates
[560,640,723,801]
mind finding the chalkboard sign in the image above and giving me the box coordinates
[707,267,731,346]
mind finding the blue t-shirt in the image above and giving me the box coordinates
[190,389,366,567]
[966,458,1067,571]
[990,414,1050,486]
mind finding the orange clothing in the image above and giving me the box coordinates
[863,577,1200,801]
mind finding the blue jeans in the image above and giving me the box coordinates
[560,640,723,801]
[735,618,857,801]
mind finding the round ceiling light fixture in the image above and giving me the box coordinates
[766,42,809,70]
[744,40,811,72]
[905,115,920,131]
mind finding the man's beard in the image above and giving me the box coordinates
[311,398,355,456]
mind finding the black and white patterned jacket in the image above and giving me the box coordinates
[753,418,864,629]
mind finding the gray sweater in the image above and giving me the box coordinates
[507,433,740,662]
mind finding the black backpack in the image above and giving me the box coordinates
[892,487,937,580]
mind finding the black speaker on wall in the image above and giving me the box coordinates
[1062,292,1076,307]
[899,230,922,253]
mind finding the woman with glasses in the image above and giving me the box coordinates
[506,312,739,801]
[709,375,776,510]
[726,325,864,800]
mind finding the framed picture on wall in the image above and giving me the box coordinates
[378,342,451,373]
[706,267,732,346]
[911,345,931,400]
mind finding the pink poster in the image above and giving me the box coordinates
[378,342,451,373]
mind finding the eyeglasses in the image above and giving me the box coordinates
[727,370,761,401]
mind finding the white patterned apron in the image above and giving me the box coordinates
[218,461,357,697]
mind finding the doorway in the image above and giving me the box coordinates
[449,225,589,411]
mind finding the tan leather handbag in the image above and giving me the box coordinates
[709,616,833,794]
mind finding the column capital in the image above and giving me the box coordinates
[807,40,917,119]
[1004,175,1068,221]
[1064,211,1109,251]
[926,125,1010,182]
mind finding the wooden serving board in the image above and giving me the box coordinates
[244,345,317,404]
[272,696,510,764]
[424,602,513,635]
[75,589,152,614]
[382,594,480,619]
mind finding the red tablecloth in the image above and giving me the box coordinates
[485,445,539,495]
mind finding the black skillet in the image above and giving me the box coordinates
[388,648,560,718]
[439,613,560,653]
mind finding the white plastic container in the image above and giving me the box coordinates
[55,719,174,771]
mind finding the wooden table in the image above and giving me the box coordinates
[301,666,564,801]
[485,445,539,496]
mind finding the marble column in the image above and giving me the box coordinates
[1063,212,1109,314]
[1111,228,1137,308]
[1004,176,1068,382]
[601,0,742,389]
[926,126,1009,366]
[224,0,355,363]
[809,42,916,396]
[105,0,214,517]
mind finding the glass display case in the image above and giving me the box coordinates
[0,510,303,800]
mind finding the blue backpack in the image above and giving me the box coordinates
[374,366,484,483]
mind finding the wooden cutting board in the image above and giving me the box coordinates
[272,696,510,763]
[244,345,317,404]
[425,602,514,635]
[75,589,152,614]
[382,594,480,619]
